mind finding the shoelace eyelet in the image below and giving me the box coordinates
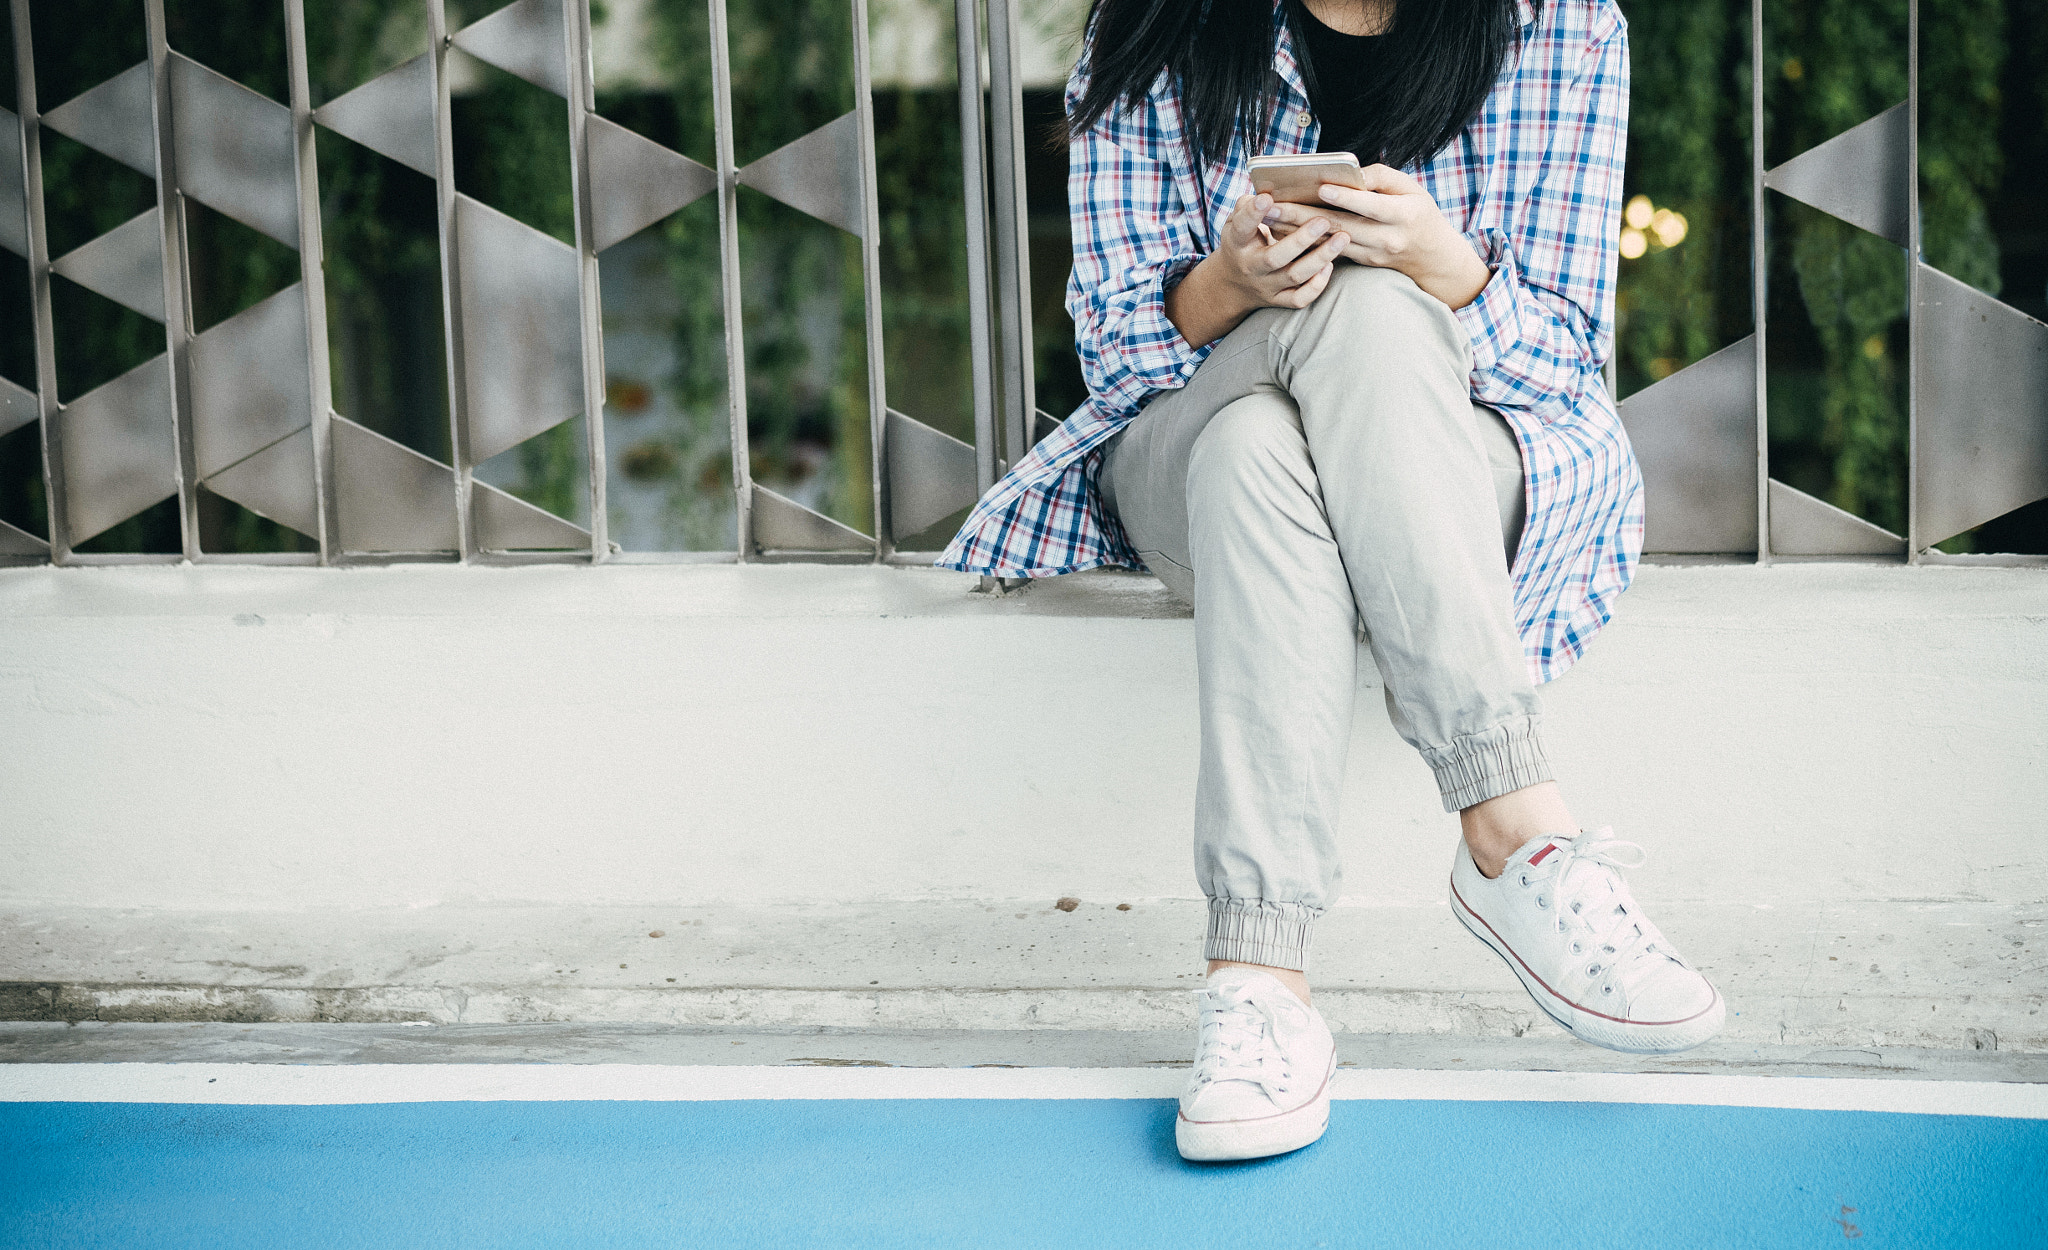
[1601,985,1614,996]
[1517,873,1532,888]
[1535,894,1549,909]
[1586,963,1603,978]
[1569,941,1584,956]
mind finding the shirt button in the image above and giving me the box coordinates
[1297,110,1312,127]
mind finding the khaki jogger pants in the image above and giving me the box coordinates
[1099,264,1547,971]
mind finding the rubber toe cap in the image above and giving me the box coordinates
[1629,963,1720,1025]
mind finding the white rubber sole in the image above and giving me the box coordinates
[1451,878,1725,1056]
[1174,1055,1335,1162]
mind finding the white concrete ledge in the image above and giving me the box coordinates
[2,562,2044,1047]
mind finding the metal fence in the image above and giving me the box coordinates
[1619,0,2047,564]
[1,0,2042,568]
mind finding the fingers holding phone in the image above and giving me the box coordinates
[1163,193,1350,345]
[1223,194,1350,308]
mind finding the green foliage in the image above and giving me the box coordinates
[1612,0,1746,394]
[452,60,577,246]
[39,135,159,398]
[1617,0,2011,543]
[641,0,872,535]
[638,0,972,541]
[1919,0,2005,294]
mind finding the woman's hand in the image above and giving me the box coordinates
[1164,193,1350,348]
[1267,164,1491,310]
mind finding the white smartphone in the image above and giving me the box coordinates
[1248,151,1366,205]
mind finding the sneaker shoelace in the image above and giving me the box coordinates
[1189,982,1295,1102]
[1526,829,1685,1002]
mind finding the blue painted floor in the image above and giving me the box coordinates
[5,1098,2043,1248]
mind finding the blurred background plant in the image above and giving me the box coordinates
[1611,0,2044,551]
[2,0,2041,556]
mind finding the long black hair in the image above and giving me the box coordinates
[1069,0,1534,173]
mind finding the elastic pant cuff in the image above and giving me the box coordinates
[1204,898,1319,972]
[1425,714,1552,812]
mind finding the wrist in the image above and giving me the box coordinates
[1167,255,1257,348]
[1406,223,1491,310]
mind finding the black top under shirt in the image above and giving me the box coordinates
[1292,2,1383,157]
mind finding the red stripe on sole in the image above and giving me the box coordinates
[1448,875,1720,1030]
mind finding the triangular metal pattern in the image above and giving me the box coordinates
[0,517,47,556]
[41,62,157,178]
[203,425,317,538]
[58,355,178,543]
[330,413,460,553]
[169,53,299,249]
[1914,263,2048,546]
[885,408,976,539]
[1764,102,1909,246]
[451,0,568,99]
[473,479,590,551]
[0,374,37,439]
[187,282,312,478]
[586,114,715,252]
[454,194,584,463]
[1768,479,1904,556]
[737,111,865,237]
[1616,335,1759,554]
[312,52,437,178]
[751,484,873,553]
[1,107,26,257]
[49,208,165,322]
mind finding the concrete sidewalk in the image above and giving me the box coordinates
[1,561,2044,1057]
[3,897,2041,1051]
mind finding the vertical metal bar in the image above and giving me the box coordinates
[1750,0,1770,564]
[9,0,66,561]
[984,0,1033,469]
[283,0,338,563]
[426,0,475,559]
[1905,0,1921,562]
[850,0,889,556]
[708,0,752,558]
[953,0,996,496]
[562,0,610,563]
[143,0,201,560]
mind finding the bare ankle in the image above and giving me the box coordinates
[1460,781,1577,879]
[1206,959,1311,1005]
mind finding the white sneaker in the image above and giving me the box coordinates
[1450,828,1724,1054]
[1175,967,1336,1162]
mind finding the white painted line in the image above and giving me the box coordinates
[1331,1069,2048,1119]
[0,1065,1187,1105]
[2,1064,2045,1117]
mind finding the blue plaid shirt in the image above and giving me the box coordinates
[940,0,1641,684]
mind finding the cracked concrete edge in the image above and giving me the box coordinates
[1,982,2038,1052]
[2,1023,2039,1081]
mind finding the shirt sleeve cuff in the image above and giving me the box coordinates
[1453,229,1523,378]
[1116,255,1212,390]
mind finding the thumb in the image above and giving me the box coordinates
[1359,163,1420,194]
[1226,193,1270,244]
